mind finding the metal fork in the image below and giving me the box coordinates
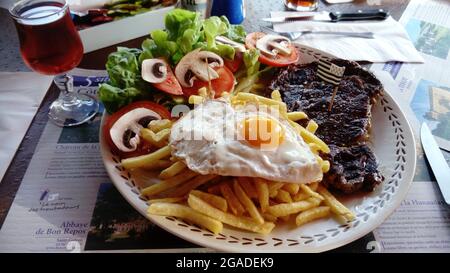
[260,26,374,40]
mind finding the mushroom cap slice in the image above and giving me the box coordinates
[110,108,161,153]
[175,49,224,88]
[256,34,292,57]
[216,35,246,53]
[142,59,168,83]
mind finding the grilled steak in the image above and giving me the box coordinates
[270,59,383,193]
[322,144,383,193]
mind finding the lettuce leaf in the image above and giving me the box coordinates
[138,38,156,64]
[243,48,261,77]
[220,16,246,44]
[98,84,142,114]
[201,16,235,59]
[154,9,245,63]
[165,9,200,41]
[105,47,142,89]
[101,47,149,113]
[164,8,202,61]
[152,30,178,56]
[234,48,273,94]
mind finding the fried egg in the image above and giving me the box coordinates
[169,99,322,184]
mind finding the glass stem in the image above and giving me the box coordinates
[54,74,76,105]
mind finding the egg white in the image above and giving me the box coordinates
[169,99,322,184]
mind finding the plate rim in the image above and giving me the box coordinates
[99,45,417,252]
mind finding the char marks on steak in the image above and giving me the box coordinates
[270,59,384,193]
[323,144,383,193]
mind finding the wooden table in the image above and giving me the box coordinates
[0,0,414,252]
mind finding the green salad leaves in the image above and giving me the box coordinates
[99,9,247,114]
[138,9,245,65]
[99,47,150,113]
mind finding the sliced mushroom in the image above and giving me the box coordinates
[256,34,292,57]
[215,36,246,53]
[175,49,224,88]
[110,108,161,153]
[142,59,168,83]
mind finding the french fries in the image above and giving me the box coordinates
[189,95,204,105]
[198,87,208,98]
[190,190,228,212]
[295,206,330,226]
[262,213,277,222]
[234,92,287,113]
[270,90,282,102]
[147,197,185,204]
[141,169,197,196]
[122,145,171,170]
[220,183,246,216]
[141,128,170,148]
[321,160,330,173]
[236,177,258,199]
[255,178,269,213]
[308,143,321,154]
[300,184,324,200]
[125,90,355,235]
[267,197,320,217]
[141,160,172,171]
[140,161,354,233]
[318,185,355,221]
[168,174,218,197]
[309,182,319,191]
[148,202,222,234]
[288,120,330,154]
[275,189,293,203]
[306,120,318,133]
[287,111,308,121]
[268,181,284,196]
[233,180,264,224]
[207,184,222,195]
[188,194,275,234]
[283,183,300,195]
[159,161,186,179]
[293,192,309,202]
[269,190,279,198]
[148,119,172,133]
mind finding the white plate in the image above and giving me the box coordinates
[100,45,416,253]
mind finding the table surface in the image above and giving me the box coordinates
[0,0,432,252]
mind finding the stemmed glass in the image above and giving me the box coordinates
[9,0,99,127]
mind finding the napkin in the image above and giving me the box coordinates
[271,11,424,63]
[0,72,52,182]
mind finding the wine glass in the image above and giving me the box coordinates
[9,0,99,127]
[284,0,318,11]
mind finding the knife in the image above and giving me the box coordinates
[421,123,450,205]
[262,9,389,23]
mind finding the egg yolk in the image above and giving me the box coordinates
[242,116,285,148]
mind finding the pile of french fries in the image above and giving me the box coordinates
[119,90,354,235]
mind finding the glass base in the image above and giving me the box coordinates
[284,0,318,11]
[48,93,99,127]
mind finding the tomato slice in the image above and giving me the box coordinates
[103,101,171,158]
[152,59,183,95]
[224,51,243,73]
[245,32,299,67]
[182,66,235,98]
